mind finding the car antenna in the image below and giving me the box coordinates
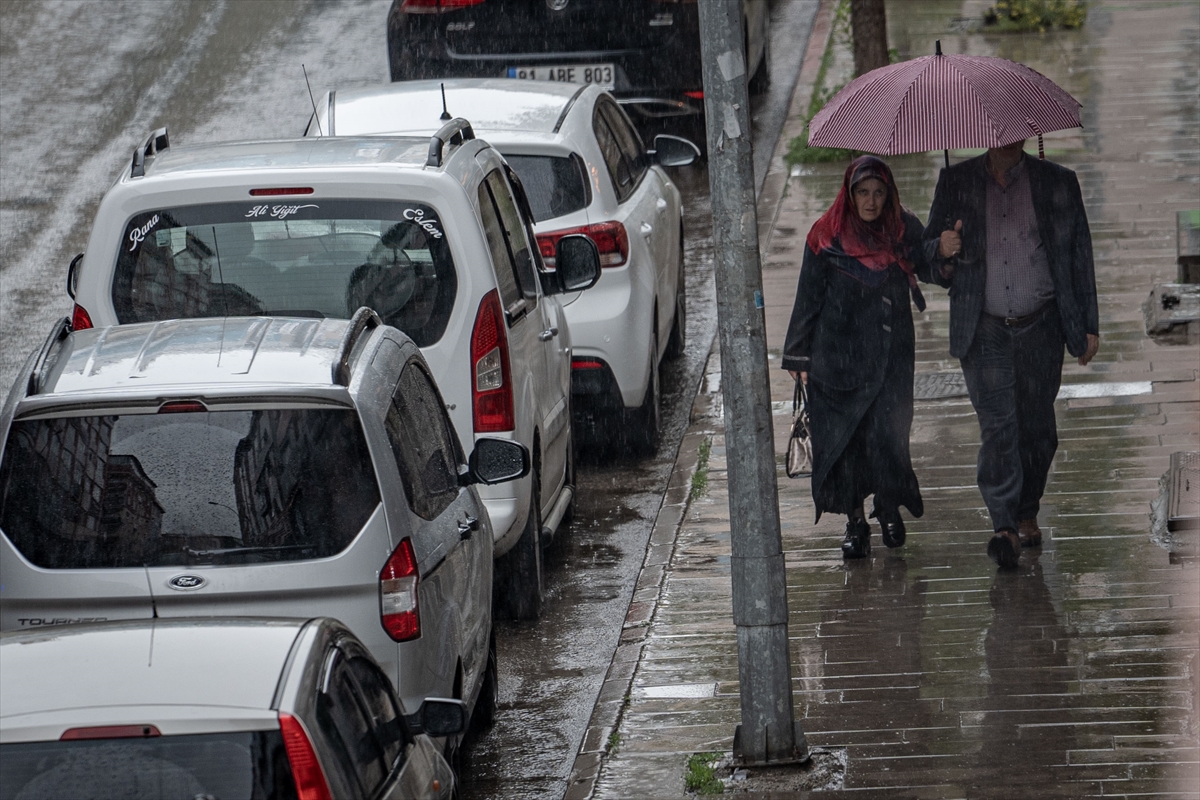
[440,83,452,121]
[303,64,324,136]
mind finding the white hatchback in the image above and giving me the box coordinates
[308,79,698,454]
[64,127,600,619]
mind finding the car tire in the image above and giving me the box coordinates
[627,333,661,456]
[749,32,771,96]
[472,629,498,732]
[665,237,687,361]
[494,471,543,621]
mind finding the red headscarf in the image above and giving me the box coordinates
[806,155,914,280]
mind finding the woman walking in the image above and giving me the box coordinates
[782,155,935,558]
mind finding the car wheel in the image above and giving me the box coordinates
[749,31,771,95]
[627,333,661,456]
[494,470,543,620]
[665,237,687,361]
[472,629,498,732]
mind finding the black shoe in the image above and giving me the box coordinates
[842,518,871,559]
[987,529,1021,570]
[880,517,906,549]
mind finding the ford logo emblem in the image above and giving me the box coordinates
[167,574,207,591]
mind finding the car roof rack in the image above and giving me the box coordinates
[26,317,72,397]
[333,307,383,386]
[131,127,170,178]
[426,118,474,168]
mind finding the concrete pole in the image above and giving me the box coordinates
[696,0,807,766]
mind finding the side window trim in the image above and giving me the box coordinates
[478,176,530,324]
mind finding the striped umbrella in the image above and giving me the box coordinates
[808,43,1081,163]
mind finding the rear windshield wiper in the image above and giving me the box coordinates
[182,544,316,558]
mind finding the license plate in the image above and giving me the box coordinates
[507,64,615,90]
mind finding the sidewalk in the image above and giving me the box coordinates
[571,0,1200,796]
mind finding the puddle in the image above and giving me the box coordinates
[636,682,717,699]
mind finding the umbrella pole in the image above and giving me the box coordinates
[944,149,950,168]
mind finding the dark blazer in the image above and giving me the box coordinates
[922,153,1098,359]
[782,211,933,388]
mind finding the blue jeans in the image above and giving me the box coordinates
[960,304,1064,533]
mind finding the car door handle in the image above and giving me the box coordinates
[539,327,558,341]
[458,516,479,540]
[640,222,653,237]
[656,198,668,213]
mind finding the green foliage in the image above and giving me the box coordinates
[785,0,861,167]
[607,731,621,754]
[690,438,712,500]
[983,0,1088,32]
[684,752,725,795]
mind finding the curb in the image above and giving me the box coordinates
[563,3,838,796]
[564,343,722,800]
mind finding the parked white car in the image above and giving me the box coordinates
[307,79,697,453]
[0,314,528,737]
[62,128,600,618]
[0,618,466,800]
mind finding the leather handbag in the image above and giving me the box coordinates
[785,380,813,479]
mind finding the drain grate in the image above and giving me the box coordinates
[913,371,969,400]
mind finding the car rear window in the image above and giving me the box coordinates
[112,200,457,346]
[502,154,589,222]
[0,408,380,569]
[0,730,296,800]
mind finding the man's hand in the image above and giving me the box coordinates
[788,370,808,386]
[1078,333,1100,366]
[938,220,963,259]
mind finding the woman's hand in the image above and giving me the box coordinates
[788,370,808,386]
[938,220,963,259]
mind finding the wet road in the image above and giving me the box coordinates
[0,1,815,796]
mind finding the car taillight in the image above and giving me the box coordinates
[572,359,606,370]
[400,0,485,12]
[536,222,628,269]
[71,304,93,330]
[470,290,515,433]
[279,713,333,800]
[380,538,420,642]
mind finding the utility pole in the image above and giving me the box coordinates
[696,0,808,766]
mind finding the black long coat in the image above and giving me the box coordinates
[922,153,1098,359]
[782,210,935,521]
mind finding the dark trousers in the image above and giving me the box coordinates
[959,304,1064,533]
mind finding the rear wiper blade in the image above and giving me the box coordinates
[182,544,316,558]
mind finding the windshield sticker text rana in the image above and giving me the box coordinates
[245,204,320,220]
[128,213,161,251]
[403,207,444,239]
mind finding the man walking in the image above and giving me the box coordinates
[925,139,1100,569]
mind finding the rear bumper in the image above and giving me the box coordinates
[390,18,703,103]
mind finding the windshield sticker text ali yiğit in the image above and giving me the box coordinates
[245,204,319,220]
[403,207,443,239]
[128,213,161,251]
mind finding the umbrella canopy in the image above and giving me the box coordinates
[808,52,1082,155]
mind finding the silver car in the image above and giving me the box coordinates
[0,312,528,735]
[0,617,465,800]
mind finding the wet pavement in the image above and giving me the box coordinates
[582,0,1200,797]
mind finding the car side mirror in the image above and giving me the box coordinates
[464,437,530,485]
[418,698,467,737]
[66,253,84,300]
[552,235,601,294]
[649,134,700,168]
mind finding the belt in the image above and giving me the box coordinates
[985,304,1049,329]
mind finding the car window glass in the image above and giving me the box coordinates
[0,409,380,569]
[346,656,408,770]
[320,661,388,796]
[477,181,524,314]
[383,363,460,521]
[601,101,648,183]
[485,171,539,301]
[592,108,632,201]
[111,200,457,346]
[0,731,293,800]
[503,154,589,222]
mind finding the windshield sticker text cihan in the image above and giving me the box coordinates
[128,213,161,251]
[403,207,443,239]
[245,203,319,220]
